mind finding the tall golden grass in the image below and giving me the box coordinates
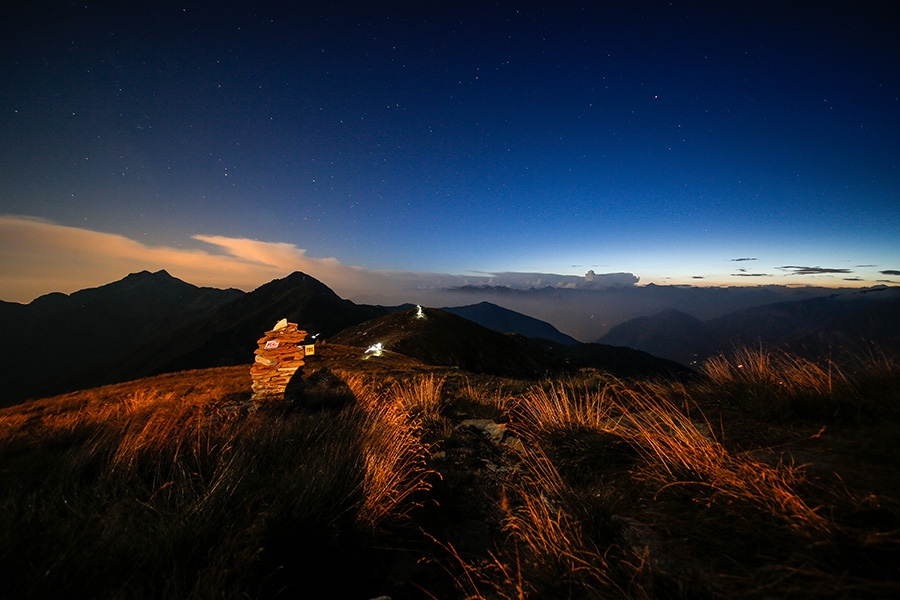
[344,373,437,528]
[499,442,632,599]
[702,345,900,421]
[457,376,520,418]
[520,378,827,530]
[447,369,850,598]
[0,371,444,598]
[2,347,899,598]
[703,346,844,394]
[1,390,361,597]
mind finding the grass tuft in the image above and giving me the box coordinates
[344,374,437,529]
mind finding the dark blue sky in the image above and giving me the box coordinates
[1,1,898,301]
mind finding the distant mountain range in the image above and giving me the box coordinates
[431,282,847,341]
[0,270,690,406]
[4,270,895,405]
[597,287,900,366]
[0,271,383,405]
[0,271,241,404]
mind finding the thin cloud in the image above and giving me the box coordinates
[731,257,757,262]
[776,265,852,276]
[0,215,401,302]
[459,270,638,290]
[0,215,296,301]
[732,266,770,276]
[0,215,639,305]
[879,269,900,276]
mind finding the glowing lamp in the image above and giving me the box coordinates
[365,342,384,357]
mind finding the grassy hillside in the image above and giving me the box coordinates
[2,343,899,599]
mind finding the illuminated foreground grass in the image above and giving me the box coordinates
[1,346,899,599]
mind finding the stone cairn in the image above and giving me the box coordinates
[250,319,314,405]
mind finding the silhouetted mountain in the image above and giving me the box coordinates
[441,301,579,345]
[598,309,710,367]
[439,283,842,341]
[0,270,242,405]
[9,269,891,406]
[598,287,900,366]
[0,271,392,406]
[330,307,565,379]
[114,271,389,377]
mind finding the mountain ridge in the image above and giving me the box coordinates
[441,301,579,345]
[329,307,564,379]
[0,272,589,405]
[0,270,243,404]
[5,271,896,406]
[599,287,900,366]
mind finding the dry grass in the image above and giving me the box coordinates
[444,373,841,598]
[0,369,440,598]
[498,442,633,599]
[344,373,436,529]
[432,444,631,600]
[517,381,616,431]
[703,347,844,395]
[518,379,821,524]
[700,347,839,418]
[699,346,900,428]
[2,347,899,598]
[615,383,827,531]
[391,373,446,427]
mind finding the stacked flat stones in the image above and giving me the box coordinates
[250,319,309,404]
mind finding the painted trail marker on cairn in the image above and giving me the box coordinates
[250,319,315,405]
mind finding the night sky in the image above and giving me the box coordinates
[2,1,899,303]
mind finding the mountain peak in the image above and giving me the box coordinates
[250,272,343,302]
[124,269,174,281]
